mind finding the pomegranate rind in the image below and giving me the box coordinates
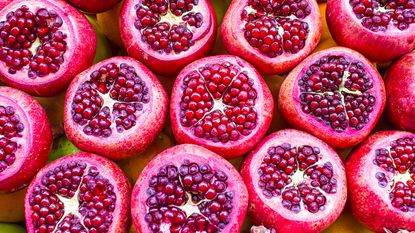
[326,0,415,62]
[24,152,131,233]
[0,86,52,192]
[170,55,274,158]
[241,129,347,233]
[131,144,248,233]
[63,56,168,160]
[120,0,218,75]
[65,0,122,13]
[220,0,322,75]
[278,46,386,149]
[0,0,96,97]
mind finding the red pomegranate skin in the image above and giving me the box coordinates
[0,0,96,96]
[347,131,415,233]
[131,144,248,233]
[65,0,122,13]
[0,86,52,192]
[24,152,131,233]
[170,55,274,158]
[279,47,386,149]
[326,0,415,63]
[386,51,415,132]
[241,129,347,233]
[0,0,12,9]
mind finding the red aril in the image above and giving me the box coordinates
[65,0,122,13]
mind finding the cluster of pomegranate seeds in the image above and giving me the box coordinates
[298,55,376,133]
[374,137,415,212]
[258,143,337,213]
[0,105,24,173]
[133,0,203,54]
[241,0,311,58]
[0,5,67,78]
[179,62,258,143]
[350,0,415,31]
[71,62,149,137]
[29,161,117,233]
[144,160,234,233]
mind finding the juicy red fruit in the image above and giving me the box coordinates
[65,0,122,13]
[170,55,273,158]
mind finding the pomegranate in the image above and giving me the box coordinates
[65,0,122,13]
[24,152,131,233]
[120,0,217,75]
[0,0,96,97]
[221,0,322,75]
[131,144,248,233]
[250,225,277,233]
[170,55,273,158]
[278,47,386,149]
[347,131,415,233]
[326,0,415,63]
[385,51,415,132]
[64,56,168,161]
[0,0,12,10]
[241,129,347,233]
[0,86,52,192]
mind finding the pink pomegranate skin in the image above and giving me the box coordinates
[131,144,248,233]
[347,131,415,233]
[385,51,415,132]
[241,129,347,233]
[170,55,274,158]
[24,152,131,233]
[120,0,217,75]
[0,0,12,9]
[278,47,386,149]
[65,0,122,13]
[64,56,168,160]
[0,86,52,192]
[0,0,96,97]
[221,0,322,75]
[326,0,415,63]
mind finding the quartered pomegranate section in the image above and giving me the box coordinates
[131,144,248,233]
[24,153,131,233]
[170,55,273,158]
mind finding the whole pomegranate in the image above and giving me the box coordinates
[0,0,96,96]
[278,47,386,149]
[221,0,322,75]
[241,129,347,233]
[24,152,131,233]
[65,0,122,13]
[347,131,415,233]
[64,56,168,160]
[326,0,415,62]
[0,86,52,192]
[131,144,248,233]
[120,0,217,75]
[385,51,415,132]
[170,55,274,158]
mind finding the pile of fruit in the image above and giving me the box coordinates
[0,0,414,232]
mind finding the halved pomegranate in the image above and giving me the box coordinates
[0,86,52,192]
[120,0,217,75]
[170,55,273,158]
[241,129,347,233]
[64,56,168,160]
[326,0,415,62]
[131,144,248,233]
[65,0,122,13]
[347,131,415,233]
[221,0,322,75]
[24,152,131,233]
[278,47,386,149]
[0,0,96,96]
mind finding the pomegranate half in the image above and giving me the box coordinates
[170,55,274,158]
[241,129,347,233]
[221,0,322,75]
[24,152,131,233]
[278,47,386,149]
[0,86,52,192]
[0,0,96,96]
[64,56,168,160]
[120,0,217,75]
[347,131,415,232]
[131,144,248,233]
